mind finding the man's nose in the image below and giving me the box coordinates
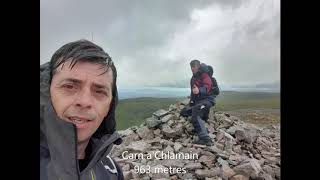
[74,88,93,109]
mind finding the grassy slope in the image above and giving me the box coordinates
[115,91,280,130]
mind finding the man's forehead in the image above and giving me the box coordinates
[54,61,113,83]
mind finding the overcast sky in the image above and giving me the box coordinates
[41,0,280,89]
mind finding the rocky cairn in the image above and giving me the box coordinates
[111,99,280,180]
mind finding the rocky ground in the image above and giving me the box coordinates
[111,99,280,180]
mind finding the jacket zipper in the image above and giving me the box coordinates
[74,126,81,180]
[90,169,96,180]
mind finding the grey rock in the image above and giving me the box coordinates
[214,113,234,128]
[195,168,220,178]
[217,157,229,166]
[154,128,161,136]
[149,165,170,179]
[122,132,140,146]
[167,120,174,127]
[221,164,236,179]
[170,175,178,180]
[161,114,173,123]
[162,125,179,138]
[226,126,237,135]
[198,155,215,168]
[178,172,195,179]
[262,165,274,178]
[126,141,151,153]
[229,154,249,164]
[216,153,229,160]
[229,174,249,180]
[262,155,280,165]
[235,128,246,141]
[184,162,202,170]
[141,175,151,180]
[216,142,225,150]
[123,171,132,180]
[274,166,280,179]
[118,129,134,137]
[173,142,183,152]
[258,173,273,180]
[163,145,174,153]
[173,123,184,135]
[137,126,154,140]
[161,159,185,168]
[130,169,141,179]
[233,145,242,154]
[146,116,162,128]
[233,158,262,177]
[169,104,177,111]
[153,109,169,119]
[206,145,223,154]
[122,164,130,171]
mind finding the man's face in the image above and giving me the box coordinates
[191,64,200,74]
[50,61,113,144]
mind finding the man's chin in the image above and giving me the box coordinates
[77,134,91,144]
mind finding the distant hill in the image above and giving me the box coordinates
[115,91,280,130]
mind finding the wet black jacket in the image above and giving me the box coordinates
[40,62,123,180]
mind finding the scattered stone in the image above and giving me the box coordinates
[146,116,162,128]
[118,129,134,137]
[161,114,173,123]
[233,158,262,177]
[162,125,180,138]
[230,174,249,180]
[195,168,220,178]
[137,126,154,140]
[111,105,280,180]
[184,162,202,170]
[125,141,151,152]
[122,164,130,171]
[198,155,215,167]
[154,128,161,136]
[123,171,132,180]
[122,132,140,146]
[161,159,185,168]
[173,142,183,152]
[153,109,169,119]
[221,164,236,179]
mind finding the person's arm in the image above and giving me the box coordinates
[198,73,212,96]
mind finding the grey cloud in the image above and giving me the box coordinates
[41,0,279,89]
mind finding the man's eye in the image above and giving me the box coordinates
[62,84,75,89]
[96,90,107,95]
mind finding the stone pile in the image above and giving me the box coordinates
[110,100,280,180]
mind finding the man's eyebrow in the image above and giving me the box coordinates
[58,78,82,84]
[93,83,111,91]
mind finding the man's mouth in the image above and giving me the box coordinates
[68,116,92,128]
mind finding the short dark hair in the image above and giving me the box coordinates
[190,59,200,67]
[50,39,113,75]
[49,39,118,136]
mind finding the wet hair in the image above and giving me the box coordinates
[49,39,118,136]
[190,59,201,67]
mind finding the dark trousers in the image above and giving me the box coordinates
[180,100,213,140]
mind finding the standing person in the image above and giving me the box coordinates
[40,40,124,180]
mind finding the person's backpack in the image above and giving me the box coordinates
[200,63,220,96]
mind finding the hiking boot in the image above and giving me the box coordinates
[193,139,213,146]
